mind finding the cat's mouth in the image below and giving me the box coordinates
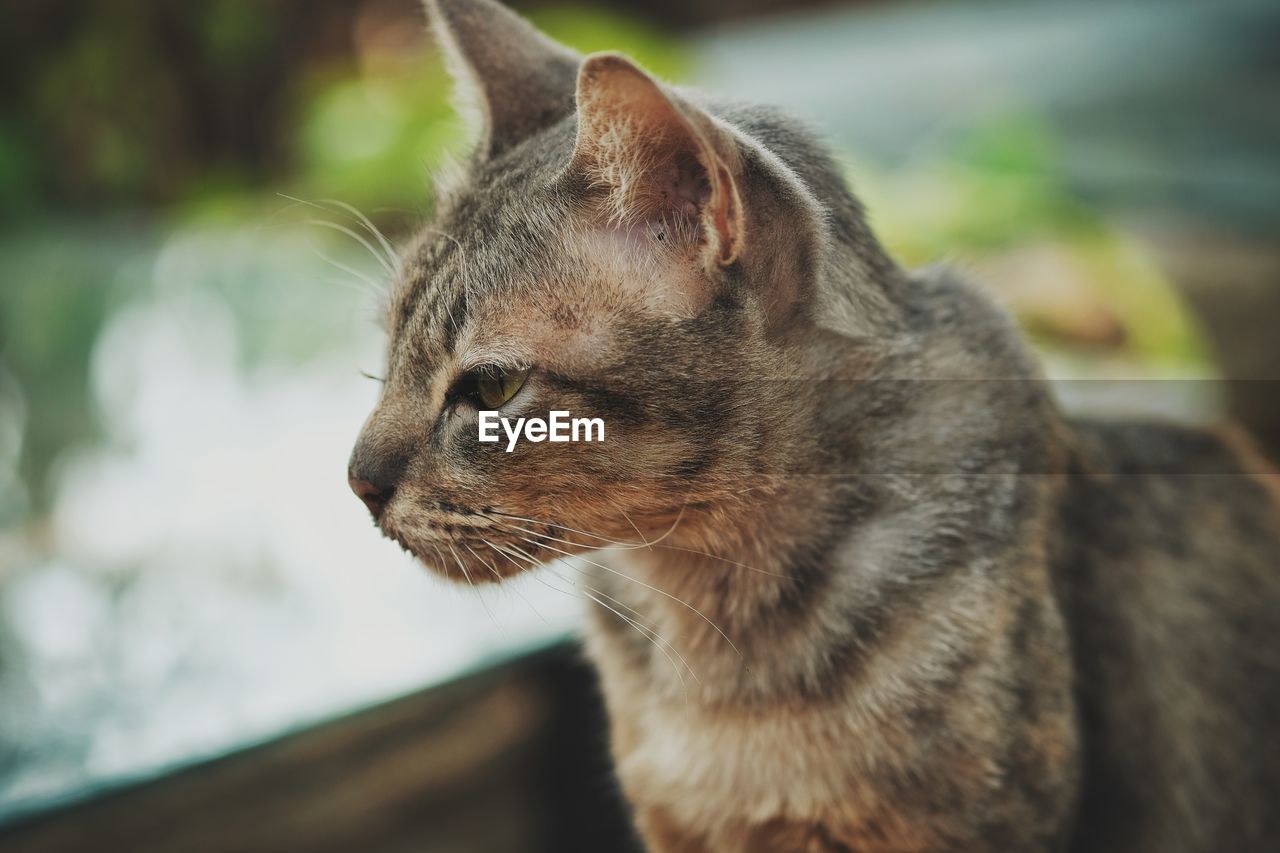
[376,511,591,585]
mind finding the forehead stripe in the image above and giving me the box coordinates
[436,288,469,356]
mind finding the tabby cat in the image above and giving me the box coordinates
[346,1,1280,849]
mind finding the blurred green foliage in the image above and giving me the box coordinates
[288,6,687,216]
[857,115,1209,367]
[0,1,686,222]
[0,0,1212,526]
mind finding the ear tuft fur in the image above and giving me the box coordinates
[572,52,743,268]
[424,0,580,158]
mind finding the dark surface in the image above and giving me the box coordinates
[0,641,639,853]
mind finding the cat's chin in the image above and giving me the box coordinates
[421,553,517,585]
[377,521,537,585]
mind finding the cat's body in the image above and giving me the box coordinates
[585,285,1280,851]
[584,238,1280,852]
[347,2,1280,850]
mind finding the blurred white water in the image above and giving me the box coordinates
[0,221,580,819]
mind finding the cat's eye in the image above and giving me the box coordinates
[472,365,530,409]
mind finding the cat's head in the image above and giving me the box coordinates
[348,0,887,582]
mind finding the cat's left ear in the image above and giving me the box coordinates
[571,53,744,267]
[424,0,581,158]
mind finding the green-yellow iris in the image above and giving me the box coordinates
[475,366,530,409]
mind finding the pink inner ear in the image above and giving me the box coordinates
[668,151,711,218]
[573,54,740,264]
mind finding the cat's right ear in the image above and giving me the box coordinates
[570,53,744,269]
[424,0,580,159]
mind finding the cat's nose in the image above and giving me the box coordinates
[348,436,408,520]
[348,471,392,519]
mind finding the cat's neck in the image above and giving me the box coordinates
[593,474,848,702]
[586,266,1065,705]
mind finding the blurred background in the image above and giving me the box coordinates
[1,0,1277,850]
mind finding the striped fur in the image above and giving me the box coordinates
[347,2,1280,849]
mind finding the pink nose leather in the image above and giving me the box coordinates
[349,473,390,519]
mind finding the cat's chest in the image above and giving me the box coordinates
[610,694,929,850]
[633,680,915,813]
[620,699,855,814]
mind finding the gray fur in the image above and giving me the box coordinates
[347,2,1280,849]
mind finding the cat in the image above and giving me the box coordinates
[346,0,1280,849]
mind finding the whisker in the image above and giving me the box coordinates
[648,543,793,581]
[323,275,378,297]
[446,542,505,637]
[320,197,398,268]
[307,241,385,295]
[488,511,640,547]
[500,548,693,698]
[305,219,395,277]
[620,509,654,551]
[442,232,466,336]
[505,530,744,663]
[562,578,699,686]
[570,579,695,693]
[471,540,547,625]
[277,191,399,272]
[641,501,689,548]
[498,541,696,694]
[422,226,466,260]
[499,551,692,696]
[487,508,686,550]
[489,510,792,580]
[463,542,501,582]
